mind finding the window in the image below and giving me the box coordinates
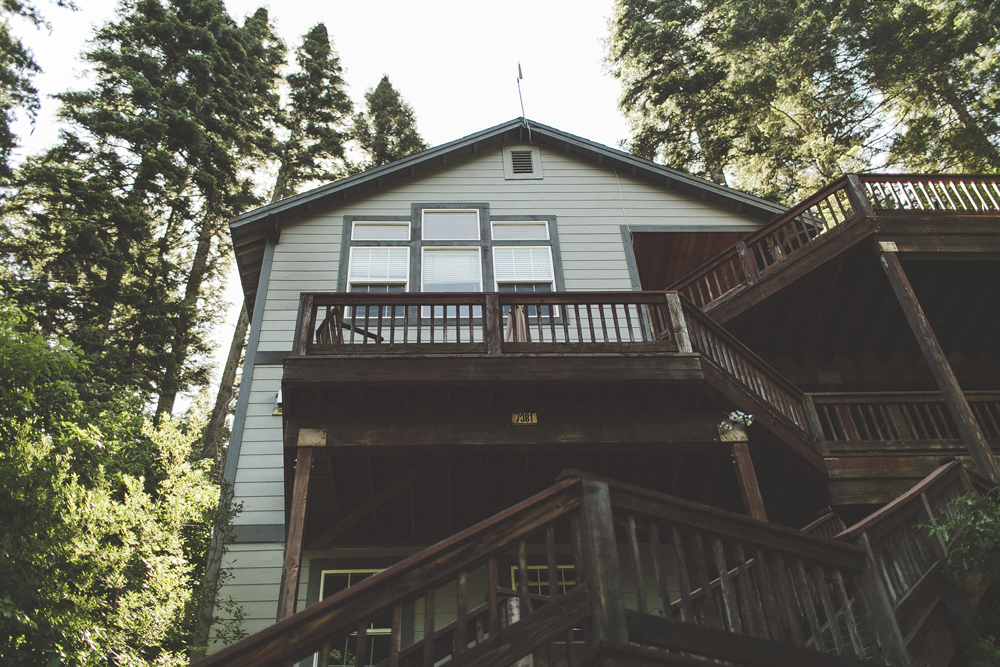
[492,220,549,241]
[352,221,410,241]
[347,247,408,319]
[319,570,390,666]
[422,210,479,240]
[510,564,577,596]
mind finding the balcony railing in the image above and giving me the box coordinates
[294,291,681,356]
[199,472,892,667]
[810,391,1000,445]
[672,174,1000,311]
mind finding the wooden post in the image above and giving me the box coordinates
[664,293,693,353]
[855,532,912,667]
[277,446,313,621]
[576,479,628,648]
[484,294,502,355]
[880,250,1000,483]
[735,241,758,286]
[721,420,768,522]
[803,395,829,455]
[845,175,875,218]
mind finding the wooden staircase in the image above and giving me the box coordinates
[196,463,991,667]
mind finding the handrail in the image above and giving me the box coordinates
[680,297,813,438]
[295,291,680,356]
[670,173,1000,312]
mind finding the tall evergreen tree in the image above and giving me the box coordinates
[0,0,285,405]
[351,75,428,173]
[607,0,995,203]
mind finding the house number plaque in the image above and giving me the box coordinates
[511,412,538,425]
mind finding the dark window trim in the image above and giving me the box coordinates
[338,207,564,295]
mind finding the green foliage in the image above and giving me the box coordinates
[270,23,353,202]
[926,489,1000,577]
[607,0,1000,204]
[351,75,428,173]
[0,300,242,665]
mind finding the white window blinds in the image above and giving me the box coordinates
[493,247,553,282]
[423,210,479,240]
[349,247,409,282]
[491,221,549,240]
[352,221,409,240]
[422,248,481,292]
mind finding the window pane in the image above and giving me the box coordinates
[352,221,409,240]
[423,210,479,240]
[493,247,553,282]
[492,221,549,240]
[349,247,408,282]
[423,248,481,292]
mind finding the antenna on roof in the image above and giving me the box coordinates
[517,62,533,143]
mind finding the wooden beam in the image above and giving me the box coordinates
[312,456,444,549]
[277,446,312,621]
[731,441,768,522]
[880,250,1000,483]
[577,480,629,647]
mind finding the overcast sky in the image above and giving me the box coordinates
[13,0,630,159]
[11,0,633,410]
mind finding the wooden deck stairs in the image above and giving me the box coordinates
[198,463,988,667]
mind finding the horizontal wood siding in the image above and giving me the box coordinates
[206,543,285,655]
[235,364,284,526]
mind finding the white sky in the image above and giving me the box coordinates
[11,0,632,411]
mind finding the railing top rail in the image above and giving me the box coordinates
[808,390,1000,402]
[680,298,806,401]
[198,476,582,667]
[837,461,961,540]
[303,291,680,305]
[558,469,866,570]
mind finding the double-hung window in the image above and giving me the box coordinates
[492,220,555,316]
[347,222,410,318]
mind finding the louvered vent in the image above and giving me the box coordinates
[510,150,534,174]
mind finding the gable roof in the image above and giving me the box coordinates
[231,117,787,312]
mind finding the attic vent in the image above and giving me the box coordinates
[510,150,534,174]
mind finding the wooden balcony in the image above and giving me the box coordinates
[199,464,988,667]
[670,174,1000,324]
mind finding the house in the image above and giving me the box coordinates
[201,118,999,667]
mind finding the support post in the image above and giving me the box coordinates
[577,479,628,648]
[880,250,1000,483]
[664,293,693,353]
[855,532,912,667]
[484,294,502,355]
[277,446,313,621]
[720,420,768,522]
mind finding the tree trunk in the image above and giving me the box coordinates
[155,219,216,419]
[201,303,249,462]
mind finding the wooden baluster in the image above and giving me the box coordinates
[376,302,384,345]
[488,556,500,636]
[831,570,865,658]
[648,521,671,618]
[545,524,558,667]
[692,532,723,629]
[812,565,846,655]
[548,302,557,342]
[670,527,696,623]
[710,537,744,634]
[416,302,422,344]
[456,571,468,655]
[792,559,826,652]
[573,304,583,343]
[429,302,435,344]
[733,543,763,638]
[317,638,332,667]
[610,302,622,342]
[423,587,435,667]
[362,301,371,345]
[626,514,648,614]
[518,538,530,616]
[585,304,596,342]
[597,303,609,342]
[768,554,806,648]
[751,548,783,642]
[354,621,369,667]
[389,301,396,345]
[622,303,636,343]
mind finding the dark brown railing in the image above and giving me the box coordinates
[295,291,680,356]
[680,298,813,437]
[810,392,1000,444]
[200,473,894,667]
[838,461,983,666]
[672,174,1000,311]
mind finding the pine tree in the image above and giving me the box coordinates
[351,75,428,173]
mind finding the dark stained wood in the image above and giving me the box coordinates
[854,532,915,667]
[625,611,872,667]
[732,441,769,522]
[276,447,312,621]
[879,250,1000,483]
[578,479,629,646]
[311,456,445,549]
[633,232,751,291]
